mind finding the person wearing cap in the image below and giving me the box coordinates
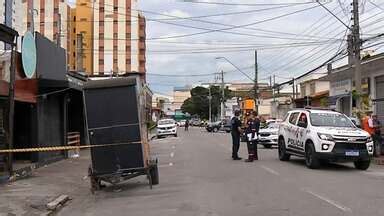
[245,111,260,162]
[231,110,242,160]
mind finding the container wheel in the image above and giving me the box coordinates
[88,166,101,193]
[150,164,159,185]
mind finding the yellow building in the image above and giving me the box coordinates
[68,0,93,74]
[68,0,146,77]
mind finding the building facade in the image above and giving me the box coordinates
[68,0,146,77]
[22,0,70,50]
[0,0,23,50]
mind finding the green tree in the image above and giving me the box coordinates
[181,86,232,120]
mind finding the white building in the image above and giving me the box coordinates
[0,0,23,49]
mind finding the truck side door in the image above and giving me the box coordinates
[295,112,309,152]
[286,112,300,151]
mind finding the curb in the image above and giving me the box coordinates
[373,157,384,165]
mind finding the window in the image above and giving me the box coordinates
[99,46,104,51]
[73,16,76,21]
[73,40,75,45]
[126,45,130,50]
[73,28,76,33]
[289,112,299,125]
[80,3,87,6]
[297,113,308,128]
[73,52,75,57]
[54,8,59,14]
[310,113,354,128]
[99,33,104,39]
[100,7,104,13]
[99,59,104,65]
[300,85,306,97]
[40,9,44,13]
[113,46,118,50]
[80,18,87,22]
[126,59,131,64]
[53,22,58,27]
[114,6,118,12]
[126,33,131,38]
[99,21,104,26]
[113,33,118,38]
[113,59,118,64]
[310,82,316,95]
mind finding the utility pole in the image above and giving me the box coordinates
[352,0,362,110]
[254,50,258,114]
[208,86,212,123]
[220,70,225,120]
[292,78,295,100]
[273,75,276,102]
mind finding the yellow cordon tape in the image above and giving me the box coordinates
[0,142,142,153]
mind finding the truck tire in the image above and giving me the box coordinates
[149,164,159,185]
[354,160,370,170]
[305,142,320,169]
[278,138,290,161]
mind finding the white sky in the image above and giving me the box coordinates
[70,0,384,95]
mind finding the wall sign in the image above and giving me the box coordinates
[21,31,37,78]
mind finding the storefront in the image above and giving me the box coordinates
[323,53,384,118]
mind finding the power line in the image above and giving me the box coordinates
[178,0,316,7]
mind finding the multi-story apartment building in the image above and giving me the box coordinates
[22,0,70,51]
[0,0,23,49]
[68,0,146,78]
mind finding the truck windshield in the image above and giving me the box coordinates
[310,113,355,127]
[158,120,174,125]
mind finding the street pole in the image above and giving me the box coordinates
[273,75,276,102]
[7,38,17,176]
[292,78,295,100]
[254,50,258,114]
[221,70,225,120]
[208,86,212,123]
[352,0,362,110]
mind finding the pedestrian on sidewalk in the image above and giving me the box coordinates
[245,111,260,162]
[362,111,382,156]
[231,110,242,160]
[185,119,190,131]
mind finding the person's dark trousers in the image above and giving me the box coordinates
[253,140,258,160]
[373,134,382,157]
[231,132,240,159]
[246,141,254,161]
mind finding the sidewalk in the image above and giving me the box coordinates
[373,156,384,165]
[0,150,91,215]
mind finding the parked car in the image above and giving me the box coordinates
[191,119,202,126]
[206,120,231,133]
[278,108,373,170]
[157,119,177,138]
[177,120,187,127]
[258,123,279,148]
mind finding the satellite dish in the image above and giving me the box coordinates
[21,31,37,79]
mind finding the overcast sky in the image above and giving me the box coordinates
[70,0,384,95]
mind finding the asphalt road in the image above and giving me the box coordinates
[59,127,384,216]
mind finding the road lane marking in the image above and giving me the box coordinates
[260,165,280,176]
[158,163,174,168]
[170,152,175,158]
[302,188,352,213]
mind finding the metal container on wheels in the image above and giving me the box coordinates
[82,77,158,192]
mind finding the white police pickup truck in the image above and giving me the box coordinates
[278,108,374,170]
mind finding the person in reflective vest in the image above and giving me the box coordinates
[245,111,260,162]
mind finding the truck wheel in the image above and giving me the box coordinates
[278,138,290,161]
[354,160,370,170]
[264,144,272,149]
[305,142,320,169]
[149,164,159,185]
